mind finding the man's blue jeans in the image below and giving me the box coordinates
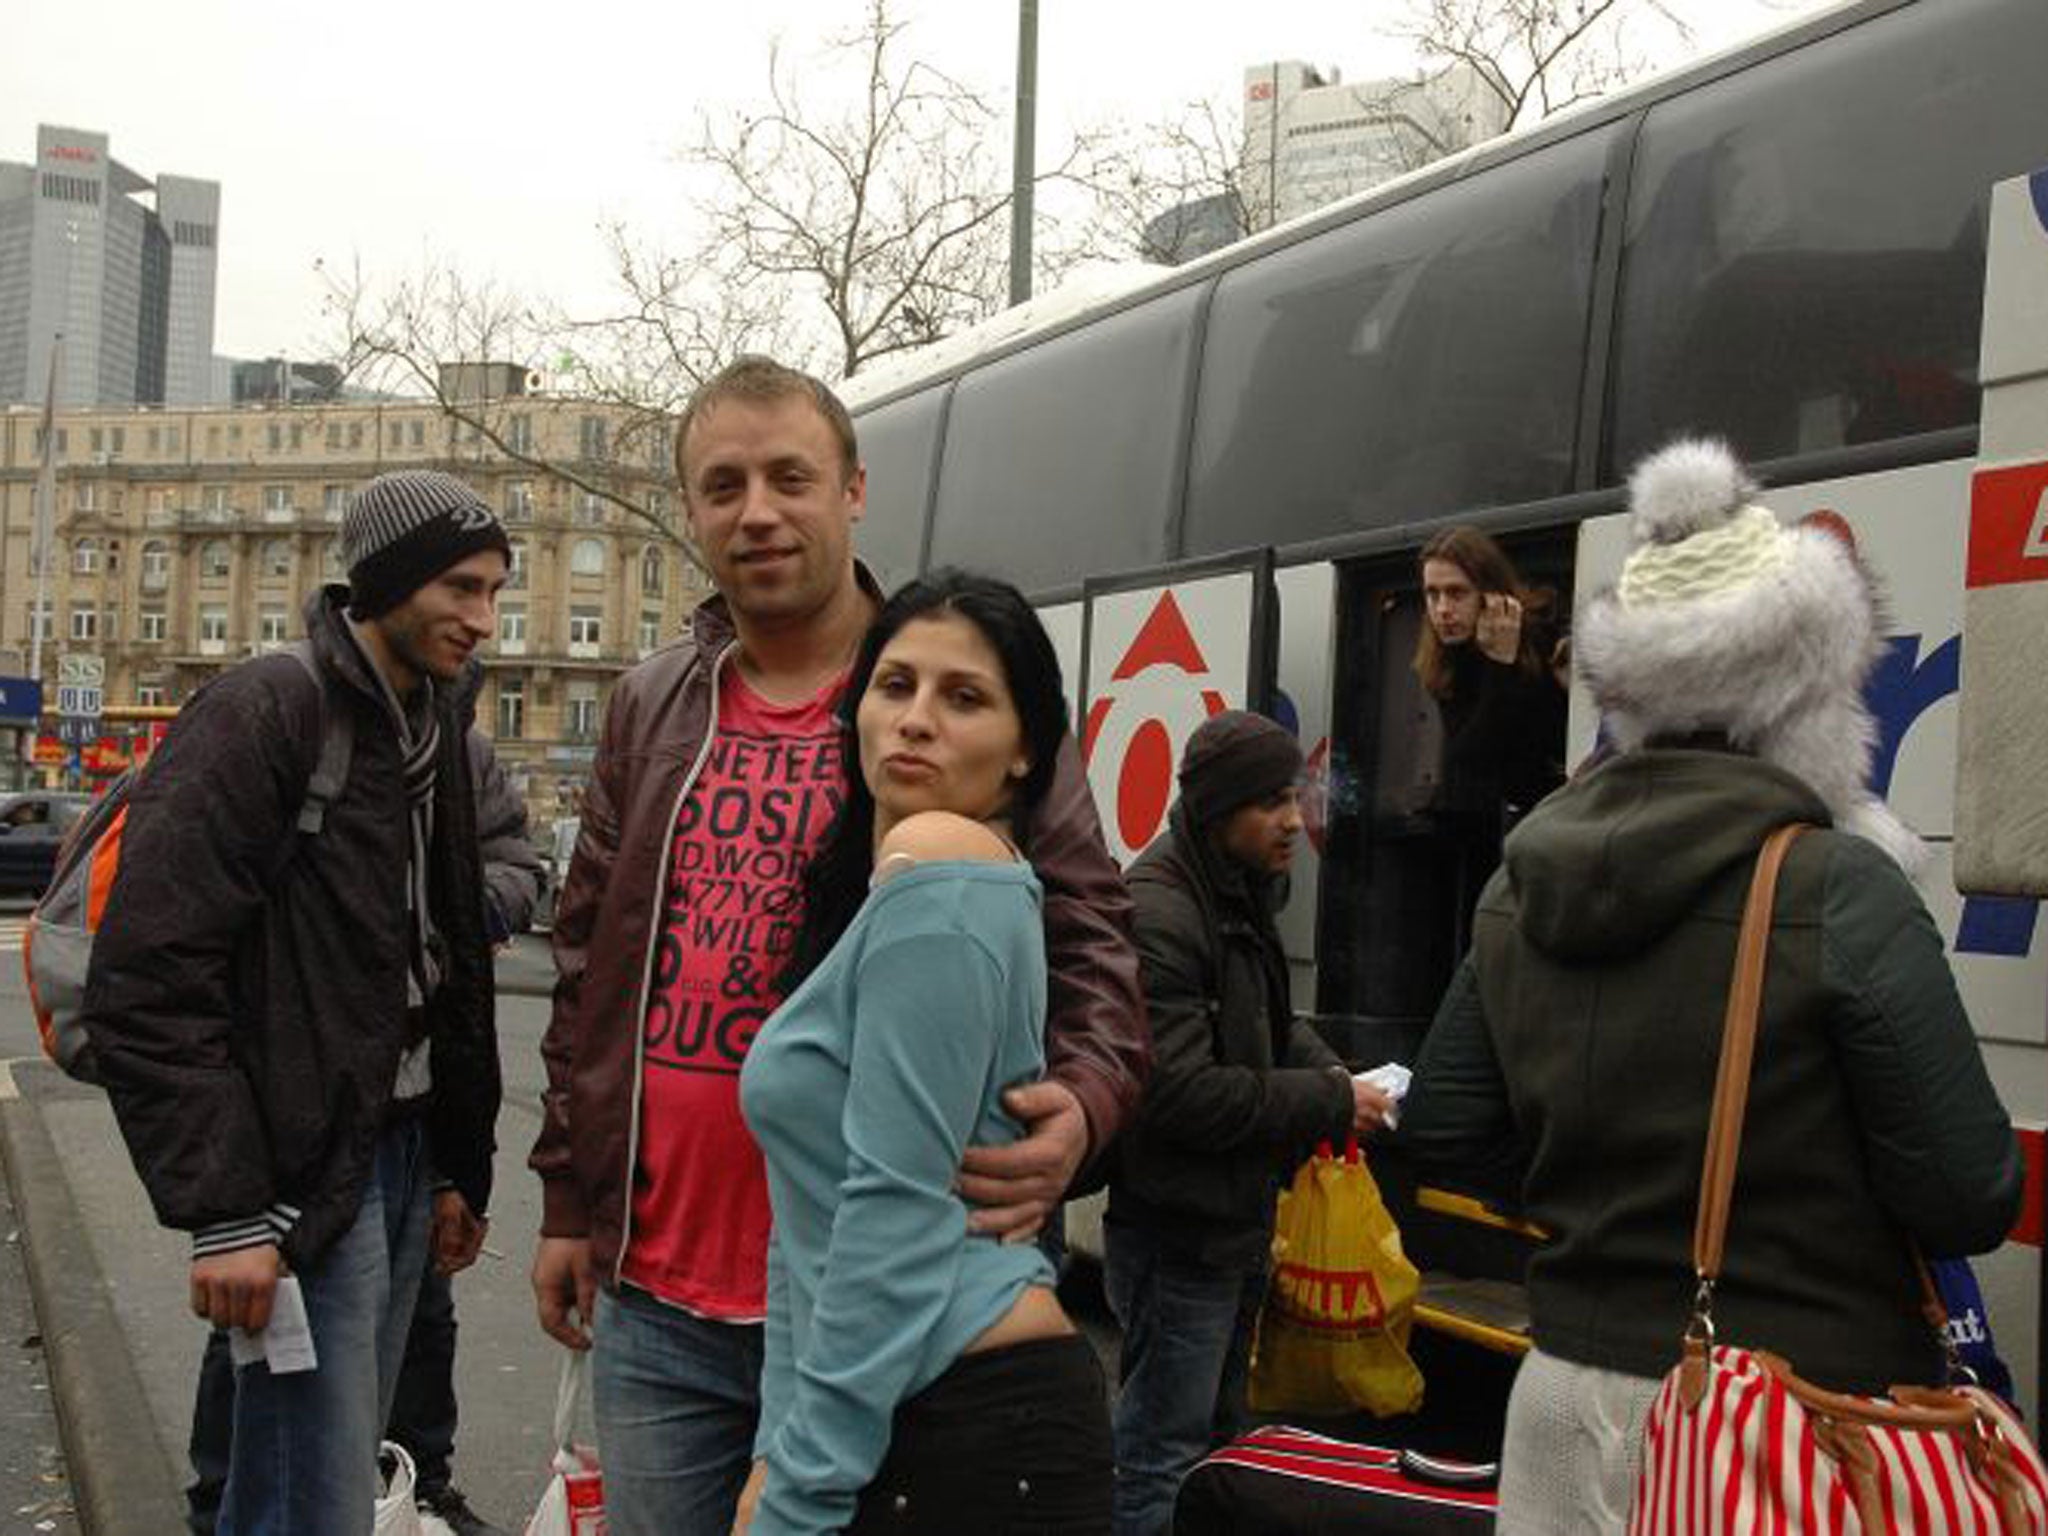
[590,1284,763,1536]
[219,1120,430,1536]
[1104,1221,1264,1536]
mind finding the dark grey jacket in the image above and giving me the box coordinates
[1109,800,1352,1269]
[1405,749,2022,1392]
[83,587,501,1267]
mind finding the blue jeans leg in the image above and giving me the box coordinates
[218,1121,431,1536]
[1104,1224,1264,1536]
[590,1285,763,1536]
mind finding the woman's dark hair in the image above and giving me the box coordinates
[779,567,1071,991]
[1412,525,1556,699]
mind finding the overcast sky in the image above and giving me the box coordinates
[4,0,1819,362]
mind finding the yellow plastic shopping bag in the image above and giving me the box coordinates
[1248,1139,1424,1418]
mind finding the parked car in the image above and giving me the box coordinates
[0,792,93,897]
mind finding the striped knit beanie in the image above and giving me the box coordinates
[342,470,511,618]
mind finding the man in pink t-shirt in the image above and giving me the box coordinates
[530,357,1150,1536]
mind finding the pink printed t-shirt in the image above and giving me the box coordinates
[621,665,848,1318]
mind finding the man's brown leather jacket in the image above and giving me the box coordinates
[530,569,1149,1283]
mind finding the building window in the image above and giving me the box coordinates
[507,541,529,591]
[202,484,231,516]
[566,680,600,740]
[72,537,101,575]
[289,424,303,450]
[409,420,425,448]
[348,422,363,450]
[326,421,343,449]
[200,604,229,649]
[75,481,100,512]
[570,538,605,577]
[324,484,349,519]
[200,540,231,580]
[147,426,161,454]
[506,480,534,521]
[640,545,664,598]
[136,682,167,707]
[141,541,171,591]
[259,606,289,645]
[638,613,660,654]
[575,491,605,525]
[69,607,97,641]
[568,606,601,655]
[497,677,525,740]
[263,484,292,516]
[261,538,293,580]
[506,414,532,454]
[140,608,167,643]
[498,605,528,656]
[388,420,404,449]
[323,539,344,579]
[645,489,669,524]
[267,423,282,451]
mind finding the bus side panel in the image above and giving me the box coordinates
[1080,573,1260,866]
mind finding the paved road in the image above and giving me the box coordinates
[0,926,1119,1533]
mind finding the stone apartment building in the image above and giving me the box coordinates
[0,393,704,820]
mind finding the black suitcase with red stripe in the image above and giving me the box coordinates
[1173,1425,1497,1534]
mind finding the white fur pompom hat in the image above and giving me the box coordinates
[1575,437,1923,870]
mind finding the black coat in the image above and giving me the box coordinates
[1108,802,1351,1269]
[84,587,500,1267]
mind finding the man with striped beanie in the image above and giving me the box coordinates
[84,469,510,1535]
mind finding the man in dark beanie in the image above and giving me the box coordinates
[83,468,508,1536]
[1104,710,1394,1536]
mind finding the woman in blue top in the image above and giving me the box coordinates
[735,569,1112,1535]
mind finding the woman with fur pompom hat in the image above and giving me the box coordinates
[1402,438,2022,1533]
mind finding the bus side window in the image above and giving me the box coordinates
[1610,0,2048,472]
[854,391,946,592]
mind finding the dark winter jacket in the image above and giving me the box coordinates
[531,564,1149,1283]
[84,587,501,1268]
[1109,800,1352,1270]
[470,729,541,940]
[1404,749,2022,1393]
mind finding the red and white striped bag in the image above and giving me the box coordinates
[1629,1343,2048,1533]
[1625,829,2048,1534]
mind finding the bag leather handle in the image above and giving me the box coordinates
[1691,824,1811,1283]
[1689,824,1956,1347]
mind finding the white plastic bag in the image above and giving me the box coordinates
[373,1441,424,1536]
[523,1351,606,1536]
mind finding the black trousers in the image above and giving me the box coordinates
[849,1333,1112,1535]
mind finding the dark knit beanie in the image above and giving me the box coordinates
[1177,710,1303,827]
[343,470,512,618]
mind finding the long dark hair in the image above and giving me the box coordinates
[1412,525,1556,699]
[779,568,1071,991]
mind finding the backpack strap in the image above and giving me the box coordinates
[286,640,354,836]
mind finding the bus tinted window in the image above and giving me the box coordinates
[1184,132,1607,554]
[927,286,1202,594]
[1611,0,2048,471]
[853,391,943,592]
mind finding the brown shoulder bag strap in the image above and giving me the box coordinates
[1691,823,1812,1285]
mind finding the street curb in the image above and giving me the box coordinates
[0,1092,186,1536]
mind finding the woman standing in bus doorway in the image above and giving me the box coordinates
[733,570,1111,1536]
[1402,441,2021,1533]
[1413,528,1568,953]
